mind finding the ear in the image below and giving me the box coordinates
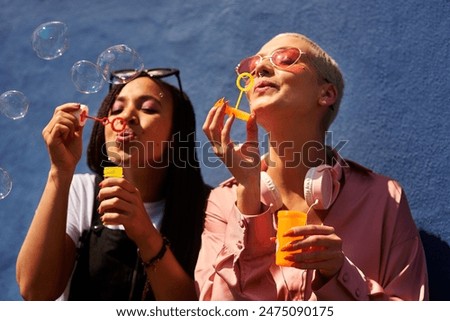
[318,83,337,108]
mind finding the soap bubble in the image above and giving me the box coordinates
[97,44,144,85]
[31,21,69,60]
[0,90,29,120]
[0,167,12,200]
[71,60,105,94]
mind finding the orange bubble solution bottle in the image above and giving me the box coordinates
[276,210,308,267]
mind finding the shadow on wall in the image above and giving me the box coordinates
[419,230,450,301]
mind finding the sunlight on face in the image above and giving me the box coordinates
[105,77,174,168]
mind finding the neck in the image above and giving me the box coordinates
[265,126,327,206]
[266,122,327,167]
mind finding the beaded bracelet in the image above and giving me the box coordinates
[138,237,170,271]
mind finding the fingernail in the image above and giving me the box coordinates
[213,97,225,108]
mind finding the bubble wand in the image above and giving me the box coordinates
[75,104,127,133]
[213,72,254,121]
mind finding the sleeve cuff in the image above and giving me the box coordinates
[232,204,276,257]
[314,257,369,300]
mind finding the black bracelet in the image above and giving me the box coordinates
[139,237,170,271]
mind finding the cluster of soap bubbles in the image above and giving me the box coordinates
[1,21,70,122]
[72,44,144,94]
[0,91,24,198]
[1,21,144,200]
[30,20,144,94]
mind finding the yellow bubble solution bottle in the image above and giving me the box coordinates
[103,166,123,178]
[102,166,123,228]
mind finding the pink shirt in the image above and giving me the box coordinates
[195,159,428,300]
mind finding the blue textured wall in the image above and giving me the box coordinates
[1,0,449,300]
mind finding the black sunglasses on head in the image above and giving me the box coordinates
[109,68,183,95]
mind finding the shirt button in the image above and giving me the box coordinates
[237,241,243,249]
[239,220,245,228]
[342,272,349,283]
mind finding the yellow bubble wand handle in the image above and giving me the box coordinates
[212,72,255,122]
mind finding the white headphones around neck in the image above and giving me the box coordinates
[260,162,342,211]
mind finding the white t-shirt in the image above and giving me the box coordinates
[59,173,165,300]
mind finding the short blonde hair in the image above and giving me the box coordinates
[273,33,345,129]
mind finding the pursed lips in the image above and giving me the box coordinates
[253,80,278,94]
[115,128,136,143]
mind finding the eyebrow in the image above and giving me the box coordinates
[116,94,161,102]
